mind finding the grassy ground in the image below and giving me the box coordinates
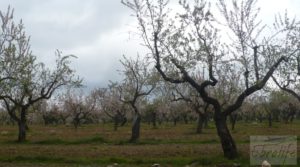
[0,121,299,166]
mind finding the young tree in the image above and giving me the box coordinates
[144,101,158,128]
[122,0,300,159]
[62,90,96,130]
[268,90,298,123]
[260,97,273,127]
[118,55,157,142]
[41,107,60,126]
[0,7,81,142]
[94,84,128,131]
[32,99,60,125]
[151,81,176,125]
[172,82,208,133]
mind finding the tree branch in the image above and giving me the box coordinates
[223,56,288,116]
[272,76,300,101]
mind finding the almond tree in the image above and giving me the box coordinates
[172,82,209,133]
[0,7,81,142]
[62,89,96,130]
[213,62,242,130]
[270,13,300,116]
[94,83,128,131]
[118,55,157,142]
[122,0,300,159]
[152,80,176,125]
[268,90,298,123]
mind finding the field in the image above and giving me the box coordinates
[0,122,299,167]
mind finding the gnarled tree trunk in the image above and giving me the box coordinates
[203,105,209,128]
[18,109,27,142]
[130,113,141,142]
[196,113,205,133]
[215,114,238,159]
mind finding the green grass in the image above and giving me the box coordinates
[0,154,250,166]
[33,135,106,145]
[0,121,299,166]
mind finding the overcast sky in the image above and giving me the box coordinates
[0,0,299,91]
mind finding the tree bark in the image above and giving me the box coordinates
[268,113,272,127]
[152,112,157,128]
[203,104,209,128]
[196,113,204,133]
[203,116,208,128]
[130,113,141,142]
[73,118,79,130]
[18,110,27,142]
[215,114,238,159]
[290,113,295,123]
[121,116,127,126]
[173,118,177,126]
[229,114,237,130]
[113,113,122,131]
[183,114,188,124]
[113,115,119,131]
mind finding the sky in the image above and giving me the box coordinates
[0,0,299,91]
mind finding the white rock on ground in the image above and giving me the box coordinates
[261,160,271,167]
[106,163,118,167]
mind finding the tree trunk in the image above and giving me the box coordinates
[121,116,127,126]
[130,113,141,142]
[268,113,272,127]
[288,111,295,123]
[60,115,68,125]
[215,114,238,159]
[290,114,295,123]
[73,118,79,130]
[183,115,188,124]
[203,104,209,128]
[173,118,177,126]
[203,113,209,128]
[257,113,263,123]
[196,113,204,133]
[42,115,48,126]
[74,123,79,130]
[152,112,157,128]
[18,110,27,142]
[73,113,81,130]
[284,115,289,124]
[114,117,118,131]
[113,114,119,131]
[229,114,237,130]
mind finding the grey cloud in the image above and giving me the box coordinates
[0,0,136,90]
[0,0,131,50]
[1,0,298,91]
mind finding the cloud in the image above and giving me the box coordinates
[22,1,130,49]
[0,0,299,91]
[66,23,147,89]
[0,0,141,90]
